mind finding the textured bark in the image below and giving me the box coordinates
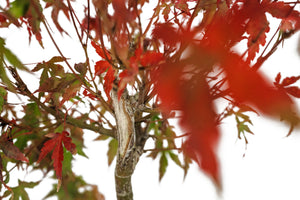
[111,89,146,200]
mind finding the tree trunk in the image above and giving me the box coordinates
[111,89,145,200]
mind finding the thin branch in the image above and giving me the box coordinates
[7,66,114,137]
[42,20,113,114]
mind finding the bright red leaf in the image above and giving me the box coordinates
[37,131,76,181]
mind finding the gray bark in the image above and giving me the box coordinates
[111,89,146,200]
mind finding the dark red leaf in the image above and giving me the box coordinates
[0,135,29,163]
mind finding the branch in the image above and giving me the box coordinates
[7,67,114,138]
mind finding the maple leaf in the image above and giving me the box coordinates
[91,41,111,60]
[223,53,299,133]
[264,1,300,32]
[45,0,70,34]
[152,22,179,46]
[95,60,111,76]
[246,4,270,62]
[104,65,115,100]
[37,131,76,184]
[0,134,29,163]
[140,51,164,67]
[153,60,221,187]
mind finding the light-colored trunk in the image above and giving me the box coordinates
[111,90,144,200]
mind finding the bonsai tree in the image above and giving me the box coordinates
[0,0,299,199]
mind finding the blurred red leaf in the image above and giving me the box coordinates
[281,76,300,87]
[285,86,300,98]
[154,60,221,186]
[152,23,179,46]
[37,131,76,181]
[140,52,164,67]
[223,53,294,117]
[0,134,29,163]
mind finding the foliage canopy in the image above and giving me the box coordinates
[0,0,299,199]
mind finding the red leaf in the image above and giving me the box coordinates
[281,76,300,87]
[140,52,164,67]
[83,89,96,100]
[183,126,220,187]
[37,131,76,180]
[152,23,179,46]
[95,60,111,76]
[154,61,221,186]
[223,53,293,116]
[275,72,281,85]
[0,135,29,163]
[104,66,115,100]
[264,1,300,31]
[285,86,300,98]
[91,41,111,60]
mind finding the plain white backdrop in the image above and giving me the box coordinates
[0,1,300,199]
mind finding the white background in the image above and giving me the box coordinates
[1,1,300,200]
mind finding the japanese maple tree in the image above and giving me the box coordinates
[0,0,299,199]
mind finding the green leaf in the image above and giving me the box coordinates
[159,152,168,181]
[9,0,30,18]
[168,151,182,168]
[93,134,110,141]
[0,59,15,92]
[107,139,118,166]
[62,150,72,176]
[3,48,28,71]
[5,180,39,200]
[21,102,41,128]
[47,56,66,64]
[0,87,7,113]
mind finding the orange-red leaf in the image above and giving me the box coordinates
[104,66,115,100]
[95,60,111,76]
[37,131,76,180]
[91,41,111,60]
